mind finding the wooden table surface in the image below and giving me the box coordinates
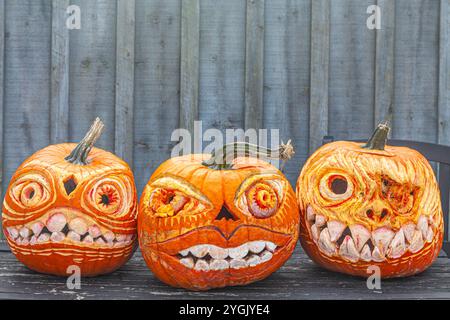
[0,243,449,300]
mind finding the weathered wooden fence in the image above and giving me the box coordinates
[0,0,449,238]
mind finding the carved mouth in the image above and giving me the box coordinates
[306,205,438,263]
[175,240,278,271]
[4,208,135,248]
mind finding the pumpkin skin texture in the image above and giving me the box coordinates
[2,119,138,277]
[139,153,299,291]
[296,126,443,278]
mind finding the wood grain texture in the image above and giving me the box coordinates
[180,0,199,135]
[244,0,264,131]
[439,0,450,146]
[68,0,117,151]
[50,0,70,144]
[199,0,246,132]
[133,0,181,193]
[328,0,376,140]
[374,0,395,125]
[309,0,329,154]
[3,0,52,200]
[392,0,440,142]
[115,0,135,165]
[264,0,311,184]
[1,249,450,299]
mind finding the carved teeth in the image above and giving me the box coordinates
[50,231,65,243]
[388,229,406,259]
[425,226,434,242]
[372,246,385,262]
[318,228,336,255]
[260,251,273,263]
[88,225,102,238]
[360,244,372,262]
[338,236,359,262]
[248,241,266,254]
[209,245,228,259]
[68,217,88,235]
[229,259,248,269]
[19,227,31,239]
[372,227,395,256]
[315,215,326,227]
[409,230,424,253]
[67,231,81,242]
[311,224,319,241]
[31,222,44,237]
[327,220,346,242]
[229,244,249,259]
[402,223,416,243]
[46,213,67,233]
[210,259,229,270]
[417,215,428,238]
[191,244,210,258]
[6,227,19,240]
[349,224,371,252]
[180,257,194,269]
[194,260,210,271]
[306,206,316,222]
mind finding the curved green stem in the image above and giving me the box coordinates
[202,140,294,170]
[65,117,105,165]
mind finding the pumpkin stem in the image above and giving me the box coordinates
[65,117,105,165]
[202,140,295,170]
[363,119,391,151]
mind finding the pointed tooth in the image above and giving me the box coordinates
[191,244,210,258]
[37,233,50,243]
[402,223,416,243]
[229,244,249,259]
[318,228,336,256]
[104,232,115,243]
[372,227,395,255]
[372,246,385,262]
[88,225,102,238]
[311,224,319,241]
[209,245,228,259]
[247,255,262,267]
[315,215,326,227]
[67,231,81,242]
[417,215,428,238]
[19,227,31,239]
[116,234,127,242]
[194,260,210,271]
[260,251,273,263]
[6,227,19,240]
[95,238,106,245]
[248,241,265,254]
[360,244,372,262]
[409,230,424,253]
[31,222,44,237]
[425,226,434,243]
[68,217,88,235]
[46,213,67,232]
[349,224,371,252]
[180,257,194,269]
[306,206,316,222]
[179,248,190,257]
[30,235,37,246]
[230,259,248,269]
[327,220,346,242]
[265,241,277,252]
[20,238,29,245]
[210,259,229,271]
[83,235,94,244]
[50,231,65,243]
[388,229,406,259]
[338,236,359,262]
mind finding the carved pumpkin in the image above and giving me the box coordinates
[138,142,299,290]
[296,121,443,278]
[2,118,138,276]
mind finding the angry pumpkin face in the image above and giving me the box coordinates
[297,122,443,278]
[138,143,299,290]
[2,119,138,276]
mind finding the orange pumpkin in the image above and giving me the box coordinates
[2,118,138,276]
[138,142,299,290]
[296,121,443,278]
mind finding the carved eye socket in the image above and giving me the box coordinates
[87,179,127,215]
[148,176,212,218]
[381,176,417,215]
[10,173,51,209]
[319,174,354,201]
[235,174,286,219]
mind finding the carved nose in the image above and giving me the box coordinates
[215,206,238,221]
[366,208,389,221]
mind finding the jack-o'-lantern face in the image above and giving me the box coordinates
[297,123,443,278]
[2,119,137,276]
[139,143,299,290]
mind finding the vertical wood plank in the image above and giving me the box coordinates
[179,0,199,135]
[244,0,264,130]
[393,0,439,142]
[0,0,4,239]
[115,0,135,165]
[374,0,395,125]
[309,0,329,153]
[69,0,117,151]
[134,0,181,193]
[439,0,450,146]
[264,0,311,184]
[50,0,70,144]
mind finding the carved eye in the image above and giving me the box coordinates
[87,178,127,215]
[235,174,286,219]
[319,173,354,201]
[381,176,417,215]
[10,173,51,209]
[148,176,212,218]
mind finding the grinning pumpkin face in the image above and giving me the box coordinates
[2,119,138,276]
[296,123,443,278]
[139,143,299,290]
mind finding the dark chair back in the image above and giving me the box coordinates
[322,136,450,256]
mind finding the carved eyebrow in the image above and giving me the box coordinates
[150,175,212,205]
[234,173,286,201]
